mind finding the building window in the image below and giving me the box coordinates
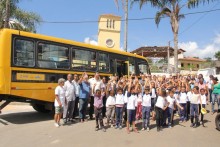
[107,19,109,28]
[197,64,199,68]
[109,19,112,28]
[113,20,115,29]
[13,39,35,67]
[72,49,97,71]
[37,43,69,69]
[188,63,190,67]
[181,63,184,67]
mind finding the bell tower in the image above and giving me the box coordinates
[98,14,121,49]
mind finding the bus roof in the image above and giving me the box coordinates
[1,29,147,60]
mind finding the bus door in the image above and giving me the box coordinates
[115,60,129,78]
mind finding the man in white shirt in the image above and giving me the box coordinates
[88,72,102,119]
[72,74,80,119]
[63,74,76,123]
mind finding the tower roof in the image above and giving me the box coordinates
[99,14,121,21]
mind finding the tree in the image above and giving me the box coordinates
[114,0,129,52]
[215,51,220,60]
[133,0,216,73]
[0,0,41,32]
[204,57,212,62]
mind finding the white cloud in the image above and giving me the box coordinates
[84,37,98,46]
[179,34,220,59]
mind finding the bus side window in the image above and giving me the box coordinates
[98,53,109,72]
[13,39,35,67]
[37,43,69,69]
[72,48,97,71]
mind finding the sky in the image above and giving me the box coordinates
[18,0,220,59]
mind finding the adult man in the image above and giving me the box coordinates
[88,72,102,120]
[78,73,91,122]
[72,74,80,119]
[63,74,76,123]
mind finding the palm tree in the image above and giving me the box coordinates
[0,0,41,32]
[114,0,129,52]
[133,0,216,73]
[215,51,220,60]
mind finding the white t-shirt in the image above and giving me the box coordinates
[166,96,176,109]
[190,93,200,104]
[142,94,151,107]
[115,94,124,105]
[54,86,65,107]
[174,93,179,103]
[89,78,102,96]
[106,96,116,107]
[200,94,207,104]
[64,81,75,101]
[155,96,166,109]
[207,79,213,89]
[127,94,137,110]
[187,91,193,102]
[179,92,187,103]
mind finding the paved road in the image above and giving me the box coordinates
[0,103,219,147]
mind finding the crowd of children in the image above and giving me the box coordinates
[54,73,220,133]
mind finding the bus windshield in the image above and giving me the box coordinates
[138,60,149,74]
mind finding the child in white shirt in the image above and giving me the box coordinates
[155,88,169,132]
[190,86,202,128]
[141,87,151,131]
[105,83,116,127]
[199,88,207,125]
[126,79,138,134]
[178,86,187,122]
[166,91,183,128]
[115,88,125,129]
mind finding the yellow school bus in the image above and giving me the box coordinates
[0,29,150,112]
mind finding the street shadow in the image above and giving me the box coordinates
[0,111,53,125]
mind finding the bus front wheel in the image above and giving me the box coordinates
[32,104,51,113]
[215,113,220,131]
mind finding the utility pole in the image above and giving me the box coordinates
[123,0,128,52]
[4,0,10,28]
[167,41,170,74]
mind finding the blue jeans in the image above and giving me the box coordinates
[115,107,123,127]
[180,103,187,121]
[209,89,213,103]
[142,106,151,128]
[79,98,88,120]
[212,94,220,113]
[190,104,199,117]
[167,107,173,125]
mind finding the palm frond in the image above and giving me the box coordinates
[132,0,164,9]
[155,7,171,27]
[187,0,215,9]
[12,8,41,32]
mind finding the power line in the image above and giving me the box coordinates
[40,8,220,24]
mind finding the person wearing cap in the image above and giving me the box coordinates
[211,77,220,114]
